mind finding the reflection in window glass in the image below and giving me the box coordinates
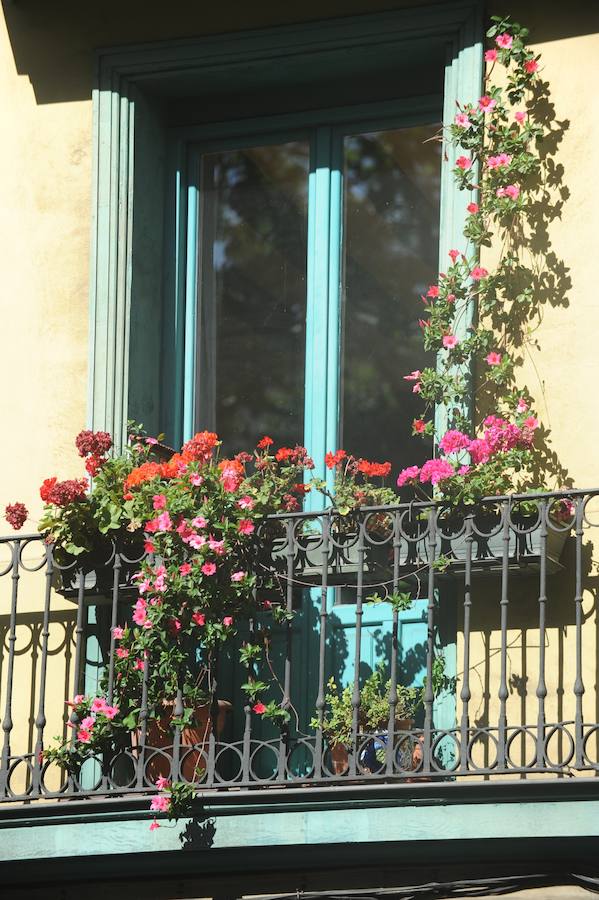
[341,124,441,476]
[197,142,309,455]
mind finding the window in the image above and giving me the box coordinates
[177,113,441,477]
[90,7,482,462]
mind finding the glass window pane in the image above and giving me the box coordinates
[197,141,309,454]
[341,124,441,475]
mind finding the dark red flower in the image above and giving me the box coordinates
[39,478,87,507]
[5,502,28,530]
[75,430,112,458]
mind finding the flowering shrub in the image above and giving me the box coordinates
[397,17,565,507]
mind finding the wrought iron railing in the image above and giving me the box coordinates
[1,489,598,804]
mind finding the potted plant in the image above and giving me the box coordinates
[312,667,422,777]
[38,428,313,826]
[269,452,397,585]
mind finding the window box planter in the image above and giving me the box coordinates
[52,538,144,603]
[268,530,392,585]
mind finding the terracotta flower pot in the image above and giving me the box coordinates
[137,699,232,783]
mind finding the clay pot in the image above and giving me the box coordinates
[137,699,231,782]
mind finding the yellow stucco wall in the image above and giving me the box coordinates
[0,0,598,776]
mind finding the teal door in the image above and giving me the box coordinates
[178,110,454,769]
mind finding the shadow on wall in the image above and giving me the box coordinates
[459,533,599,772]
[2,0,599,104]
[0,606,77,771]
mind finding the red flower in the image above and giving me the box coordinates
[5,502,28,530]
[412,419,427,434]
[257,436,274,449]
[325,449,347,469]
[181,431,219,463]
[275,447,294,462]
[357,459,391,478]
[524,58,539,74]
[252,702,267,715]
[40,478,87,507]
[85,454,105,477]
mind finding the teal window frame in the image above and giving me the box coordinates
[88,4,483,448]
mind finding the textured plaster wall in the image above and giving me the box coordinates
[0,0,598,773]
[460,3,599,772]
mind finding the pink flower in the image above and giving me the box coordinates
[77,728,92,744]
[155,511,173,532]
[484,48,498,62]
[209,538,226,555]
[188,533,207,550]
[442,334,459,349]
[189,473,204,487]
[456,156,472,170]
[467,202,479,214]
[144,539,156,554]
[237,495,254,510]
[478,95,496,112]
[439,430,471,455]
[253,702,267,714]
[66,694,85,707]
[487,153,512,170]
[412,419,426,434]
[448,249,460,263]
[231,571,246,582]
[179,562,192,576]
[523,416,539,431]
[496,184,520,200]
[469,439,491,465]
[91,697,107,713]
[238,519,255,536]
[201,562,217,576]
[223,616,234,627]
[403,370,421,381]
[155,776,170,790]
[152,494,167,510]
[168,618,181,636]
[419,459,455,485]
[116,647,129,659]
[426,285,439,298]
[454,112,471,128]
[524,58,539,74]
[470,266,489,281]
[150,795,170,813]
[447,294,456,303]
[191,515,207,529]
[112,626,124,640]
[145,437,158,445]
[495,33,513,49]
[458,465,471,476]
[397,465,421,488]
[486,351,502,366]
[412,382,422,394]
[516,398,529,413]
[103,705,119,719]
[515,110,527,124]
[81,716,95,729]
[134,659,145,671]
[192,611,206,626]
[149,820,160,832]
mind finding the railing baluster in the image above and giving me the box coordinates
[0,540,19,798]
[106,547,122,704]
[313,513,330,780]
[241,612,254,786]
[422,509,437,776]
[536,500,548,770]
[386,510,400,775]
[349,515,366,778]
[136,646,150,788]
[277,518,295,782]
[497,500,510,772]
[459,513,474,774]
[32,543,54,797]
[573,497,585,768]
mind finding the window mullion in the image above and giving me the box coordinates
[304,126,343,503]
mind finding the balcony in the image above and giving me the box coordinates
[1,488,597,807]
